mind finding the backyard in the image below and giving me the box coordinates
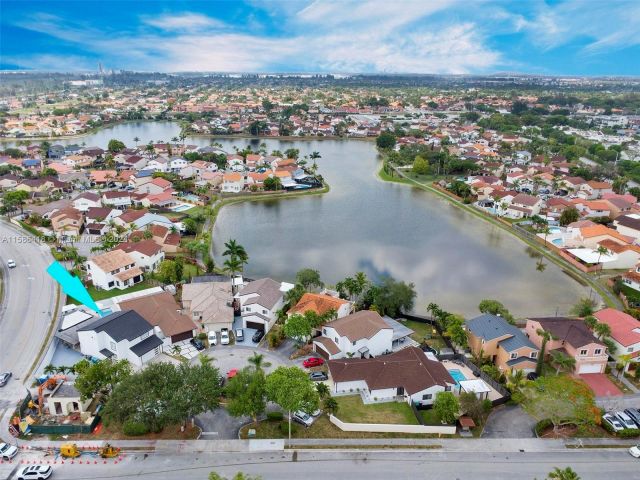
[68,279,155,304]
[334,395,419,425]
[401,319,448,351]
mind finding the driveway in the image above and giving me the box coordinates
[482,404,536,438]
[579,373,622,397]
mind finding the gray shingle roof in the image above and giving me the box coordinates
[239,278,283,310]
[129,334,163,357]
[466,314,536,352]
[78,310,152,342]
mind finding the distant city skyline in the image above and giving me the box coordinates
[2,0,639,76]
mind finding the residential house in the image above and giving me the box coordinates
[50,208,84,240]
[90,170,117,185]
[0,174,19,190]
[313,310,393,360]
[86,249,143,291]
[578,224,632,248]
[525,317,608,374]
[16,177,67,196]
[101,191,131,209]
[114,239,164,272]
[78,310,163,367]
[288,292,351,319]
[72,192,101,212]
[118,292,197,344]
[128,170,155,189]
[129,224,181,253]
[136,177,173,195]
[181,281,234,332]
[146,156,170,173]
[85,206,120,225]
[593,308,640,371]
[578,181,613,200]
[222,173,244,193]
[327,346,456,406]
[466,314,539,373]
[614,214,640,240]
[236,278,286,333]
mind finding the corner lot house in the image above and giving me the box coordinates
[313,310,393,360]
[593,308,640,371]
[236,278,285,333]
[181,281,234,332]
[78,310,163,367]
[328,346,456,406]
[466,314,539,373]
[86,249,143,291]
[525,317,608,374]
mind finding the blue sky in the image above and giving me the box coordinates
[1,0,639,75]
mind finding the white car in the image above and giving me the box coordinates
[0,442,18,460]
[220,328,230,345]
[615,411,638,430]
[208,331,217,346]
[292,410,314,427]
[7,259,16,268]
[630,444,640,458]
[17,465,53,480]
[603,413,625,432]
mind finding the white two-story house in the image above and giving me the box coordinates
[313,310,394,360]
[594,308,640,372]
[236,278,286,333]
[221,173,244,193]
[78,310,164,367]
[114,239,165,273]
[86,249,143,291]
[101,191,132,210]
[72,192,102,212]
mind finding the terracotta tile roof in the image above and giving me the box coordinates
[288,293,349,316]
[593,308,640,347]
[328,346,455,395]
[223,173,242,181]
[115,239,163,257]
[598,239,640,254]
[325,310,391,342]
[581,225,632,244]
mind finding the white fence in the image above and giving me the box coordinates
[329,415,456,435]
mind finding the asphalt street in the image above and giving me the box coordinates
[0,220,57,410]
[2,449,639,480]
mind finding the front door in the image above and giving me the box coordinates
[397,387,404,396]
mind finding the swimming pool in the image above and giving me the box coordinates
[551,238,563,246]
[180,194,200,202]
[171,203,193,212]
[549,227,562,234]
[448,368,467,385]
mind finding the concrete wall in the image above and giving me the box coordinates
[329,414,456,435]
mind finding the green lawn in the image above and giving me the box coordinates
[402,320,448,350]
[420,409,445,426]
[68,280,154,304]
[334,395,419,425]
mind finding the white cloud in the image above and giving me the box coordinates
[142,13,226,31]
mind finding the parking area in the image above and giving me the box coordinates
[579,373,623,397]
[482,404,536,438]
[232,316,263,347]
[200,344,294,378]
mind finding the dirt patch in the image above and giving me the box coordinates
[538,424,578,439]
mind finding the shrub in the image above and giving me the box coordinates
[534,419,553,437]
[618,428,640,438]
[279,421,298,436]
[267,411,284,422]
[197,332,207,340]
[122,420,149,436]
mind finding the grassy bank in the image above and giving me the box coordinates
[377,159,621,310]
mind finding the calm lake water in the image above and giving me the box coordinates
[7,122,590,317]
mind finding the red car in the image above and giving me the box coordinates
[227,369,238,380]
[303,357,324,368]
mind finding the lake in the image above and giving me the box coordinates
[7,122,590,317]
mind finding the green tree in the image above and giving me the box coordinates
[295,268,323,290]
[593,321,611,340]
[559,206,580,226]
[284,148,300,160]
[226,368,267,425]
[285,283,306,307]
[547,467,580,480]
[248,352,266,372]
[222,239,248,263]
[612,177,628,195]
[283,313,313,345]
[223,256,245,277]
[3,190,29,215]
[316,382,330,399]
[550,350,576,375]
[157,259,180,284]
[73,358,132,401]
[265,367,319,440]
[459,392,491,426]
[365,276,416,317]
[433,391,460,425]
[263,176,282,191]
[209,473,261,480]
[478,299,516,325]
[570,298,596,317]
[323,396,339,415]
[376,131,396,149]
[536,329,557,376]
[182,218,198,235]
[412,155,430,175]
[107,139,126,153]
[445,314,468,348]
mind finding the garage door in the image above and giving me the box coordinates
[314,344,329,359]
[245,321,265,332]
[578,363,601,374]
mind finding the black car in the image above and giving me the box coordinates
[252,330,265,343]
[309,371,328,382]
[0,372,12,387]
[190,338,205,351]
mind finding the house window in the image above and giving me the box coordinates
[352,340,356,346]
[580,349,587,356]
[530,352,538,359]
[323,328,327,335]
[110,341,116,351]
[335,337,339,343]
[422,394,432,400]
[510,353,518,359]
[445,386,451,392]
[628,347,634,353]
[595,348,602,355]
[262,309,267,314]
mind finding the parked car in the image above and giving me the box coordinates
[624,408,640,427]
[220,328,230,345]
[252,329,265,343]
[292,410,314,427]
[603,413,625,432]
[235,328,244,342]
[227,369,238,380]
[6,259,16,269]
[0,371,12,387]
[303,357,325,368]
[630,444,640,458]
[208,331,217,346]
[309,371,328,382]
[17,465,53,480]
[0,442,18,460]
[190,338,205,351]
[615,411,638,430]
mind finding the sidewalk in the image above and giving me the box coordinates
[618,374,640,393]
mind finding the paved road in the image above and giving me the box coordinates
[0,220,57,419]
[2,449,638,480]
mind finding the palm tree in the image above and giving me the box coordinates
[536,329,557,376]
[43,364,56,375]
[508,369,526,393]
[594,322,612,340]
[223,239,248,262]
[323,397,339,416]
[583,316,598,330]
[248,353,265,371]
[595,245,609,276]
[133,136,140,147]
[223,256,244,277]
[547,466,581,480]
[316,382,330,399]
[550,350,576,375]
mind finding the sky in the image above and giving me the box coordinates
[1,0,639,76]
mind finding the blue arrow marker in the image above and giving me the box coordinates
[46,261,103,316]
